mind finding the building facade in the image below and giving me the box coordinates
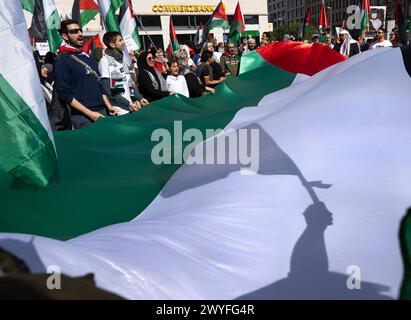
[25,0,271,50]
[267,0,305,27]
[268,0,410,32]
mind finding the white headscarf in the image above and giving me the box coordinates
[339,30,359,57]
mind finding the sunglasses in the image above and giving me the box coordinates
[147,56,154,60]
[67,28,83,35]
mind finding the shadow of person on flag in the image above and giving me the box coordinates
[236,201,392,300]
[158,123,392,299]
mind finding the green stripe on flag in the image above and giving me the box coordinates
[229,21,243,44]
[105,0,123,32]
[131,29,142,51]
[45,9,62,52]
[21,0,35,13]
[206,19,229,33]
[172,39,179,52]
[0,58,296,240]
[80,9,99,27]
[0,74,57,188]
[241,30,260,37]
[239,50,269,74]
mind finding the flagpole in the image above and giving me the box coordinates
[327,6,332,36]
[134,15,157,51]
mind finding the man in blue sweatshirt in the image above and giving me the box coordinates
[55,19,118,129]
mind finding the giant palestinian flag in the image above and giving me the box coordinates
[0,41,344,240]
[2,38,411,299]
[0,1,56,188]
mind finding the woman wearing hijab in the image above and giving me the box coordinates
[137,51,174,102]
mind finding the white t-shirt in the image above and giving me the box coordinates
[98,54,132,103]
[369,40,392,49]
[166,75,189,98]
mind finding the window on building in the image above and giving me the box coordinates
[193,15,209,27]
[140,35,163,51]
[135,15,161,31]
[171,15,189,28]
[244,15,258,24]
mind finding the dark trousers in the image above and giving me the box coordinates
[71,106,108,129]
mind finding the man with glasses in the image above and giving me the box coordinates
[55,19,118,129]
[220,42,240,77]
[369,28,393,49]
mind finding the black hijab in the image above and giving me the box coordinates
[137,51,162,86]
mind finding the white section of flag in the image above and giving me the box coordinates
[96,0,111,21]
[0,1,54,145]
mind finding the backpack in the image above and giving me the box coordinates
[48,83,73,131]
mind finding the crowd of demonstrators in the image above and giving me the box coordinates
[295,26,406,58]
[33,28,273,130]
[36,18,407,131]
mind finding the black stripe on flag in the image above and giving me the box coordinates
[118,1,129,23]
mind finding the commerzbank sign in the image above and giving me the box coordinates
[152,4,216,13]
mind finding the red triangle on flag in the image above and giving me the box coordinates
[79,0,99,11]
